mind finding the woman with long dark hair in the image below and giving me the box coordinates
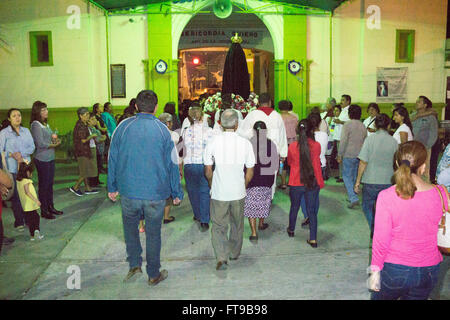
[392,106,414,144]
[93,103,108,172]
[243,121,278,242]
[0,108,36,230]
[30,101,63,219]
[286,119,324,247]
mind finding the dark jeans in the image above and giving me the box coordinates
[34,159,55,211]
[11,173,25,227]
[371,262,440,300]
[429,254,450,299]
[24,210,40,236]
[362,183,391,234]
[120,196,165,278]
[184,164,211,223]
[288,185,320,240]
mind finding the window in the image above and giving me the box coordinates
[29,31,53,67]
[396,30,415,63]
[110,64,126,98]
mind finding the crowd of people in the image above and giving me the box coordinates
[0,90,448,299]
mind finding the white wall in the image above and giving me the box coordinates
[0,0,108,109]
[307,0,448,104]
[108,15,148,107]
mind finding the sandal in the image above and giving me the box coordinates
[278,184,287,190]
[163,216,175,224]
[258,223,269,230]
[307,240,318,248]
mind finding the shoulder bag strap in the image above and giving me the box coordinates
[434,185,447,235]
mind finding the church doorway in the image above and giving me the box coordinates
[177,10,274,102]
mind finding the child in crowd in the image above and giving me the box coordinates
[330,105,343,182]
[16,161,44,241]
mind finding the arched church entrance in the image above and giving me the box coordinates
[177,9,275,102]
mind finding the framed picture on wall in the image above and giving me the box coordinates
[110,64,126,98]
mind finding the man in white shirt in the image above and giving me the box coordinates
[204,109,255,271]
[239,93,288,158]
[334,94,351,126]
[331,95,351,183]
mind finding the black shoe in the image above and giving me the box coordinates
[249,235,258,242]
[41,210,56,220]
[48,205,63,216]
[286,227,294,237]
[3,236,15,245]
[336,178,344,183]
[200,223,209,232]
[85,189,100,195]
[258,223,269,230]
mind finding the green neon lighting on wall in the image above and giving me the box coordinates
[29,31,53,67]
[396,29,415,63]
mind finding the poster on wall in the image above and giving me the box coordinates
[376,67,408,102]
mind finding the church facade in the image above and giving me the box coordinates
[0,0,447,133]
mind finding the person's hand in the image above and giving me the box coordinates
[337,156,342,164]
[108,192,119,202]
[367,270,381,292]
[354,182,360,194]
[36,200,41,207]
[11,152,22,162]
[173,197,181,206]
[0,184,9,196]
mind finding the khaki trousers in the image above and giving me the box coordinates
[210,198,245,262]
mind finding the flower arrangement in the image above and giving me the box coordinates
[203,92,222,113]
[202,92,259,115]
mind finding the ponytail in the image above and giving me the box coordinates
[393,141,427,199]
[297,119,316,189]
[393,160,417,199]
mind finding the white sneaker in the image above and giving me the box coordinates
[30,236,35,241]
[34,230,44,240]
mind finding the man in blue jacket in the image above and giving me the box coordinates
[107,90,183,286]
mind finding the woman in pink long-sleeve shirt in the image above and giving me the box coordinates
[369,141,444,300]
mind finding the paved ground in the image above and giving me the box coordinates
[0,163,448,300]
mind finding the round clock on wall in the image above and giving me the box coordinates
[288,60,302,75]
[155,59,168,74]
